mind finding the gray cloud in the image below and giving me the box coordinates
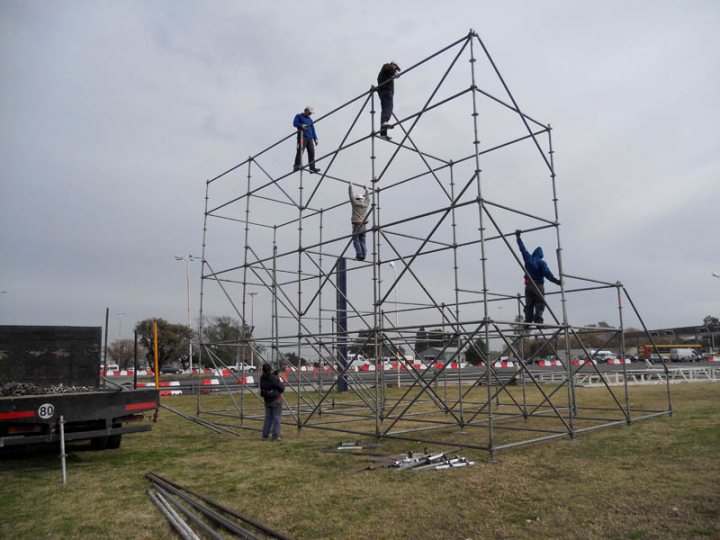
[1,1,718,341]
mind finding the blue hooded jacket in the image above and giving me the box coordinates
[516,237,561,285]
[293,112,317,141]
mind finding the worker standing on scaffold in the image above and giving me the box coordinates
[376,62,401,141]
[515,230,562,326]
[293,106,320,173]
[349,185,369,261]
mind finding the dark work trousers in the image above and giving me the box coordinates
[294,134,316,169]
[352,222,366,260]
[378,90,393,134]
[524,281,546,324]
[262,399,282,440]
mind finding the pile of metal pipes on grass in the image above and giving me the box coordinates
[388,449,476,471]
[146,472,291,540]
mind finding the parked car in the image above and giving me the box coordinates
[646,353,668,364]
[590,350,616,363]
[160,365,182,374]
[230,362,257,372]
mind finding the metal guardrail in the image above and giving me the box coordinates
[526,366,720,386]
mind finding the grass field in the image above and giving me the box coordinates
[1,382,718,539]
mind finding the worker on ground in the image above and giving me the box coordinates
[376,62,401,141]
[515,230,561,325]
[260,363,285,441]
[349,184,370,260]
[293,106,320,173]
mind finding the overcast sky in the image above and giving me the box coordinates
[1,1,718,344]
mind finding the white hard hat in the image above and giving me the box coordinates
[304,106,314,113]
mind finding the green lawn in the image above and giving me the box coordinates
[1,383,718,539]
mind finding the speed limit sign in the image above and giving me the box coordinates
[38,403,55,419]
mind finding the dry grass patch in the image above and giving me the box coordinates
[0,383,718,539]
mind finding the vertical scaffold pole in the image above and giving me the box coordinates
[197,179,211,416]
[616,283,632,423]
[318,209,325,398]
[296,163,305,428]
[469,30,495,456]
[242,159,253,332]
[370,88,383,428]
[272,227,279,370]
[238,158,253,420]
[548,127,575,431]
[372,178,383,433]
[448,162,464,427]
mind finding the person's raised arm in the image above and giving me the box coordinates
[515,230,532,268]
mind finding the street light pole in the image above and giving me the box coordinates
[175,255,199,372]
[711,273,719,353]
[116,312,125,341]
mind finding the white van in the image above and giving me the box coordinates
[347,354,369,369]
[590,350,615,362]
[670,348,697,362]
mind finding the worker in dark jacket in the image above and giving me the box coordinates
[515,230,561,325]
[259,363,285,441]
[349,184,369,260]
[293,106,320,173]
[376,62,401,140]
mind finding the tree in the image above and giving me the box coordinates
[135,318,195,369]
[108,338,145,369]
[201,316,264,367]
[349,330,401,358]
[703,315,719,331]
[414,326,428,353]
[586,321,612,330]
[282,351,306,367]
[464,337,487,365]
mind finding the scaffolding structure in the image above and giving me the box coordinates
[196,30,672,456]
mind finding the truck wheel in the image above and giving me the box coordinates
[90,436,108,450]
[106,434,122,449]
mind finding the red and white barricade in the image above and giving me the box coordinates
[537,359,562,367]
[571,358,596,366]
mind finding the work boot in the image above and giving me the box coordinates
[379,133,392,141]
[309,167,321,174]
[293,165,300,172]
[381,123,394,130]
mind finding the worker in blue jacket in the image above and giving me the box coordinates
[515,230,561,325]
[293,106,320,173]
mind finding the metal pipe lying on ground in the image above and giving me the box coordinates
[147,488,200,540]
[147,472,292,540]
[154,484,224,540]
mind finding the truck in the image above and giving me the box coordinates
[669,348,698,362]
[0,325,159,455]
